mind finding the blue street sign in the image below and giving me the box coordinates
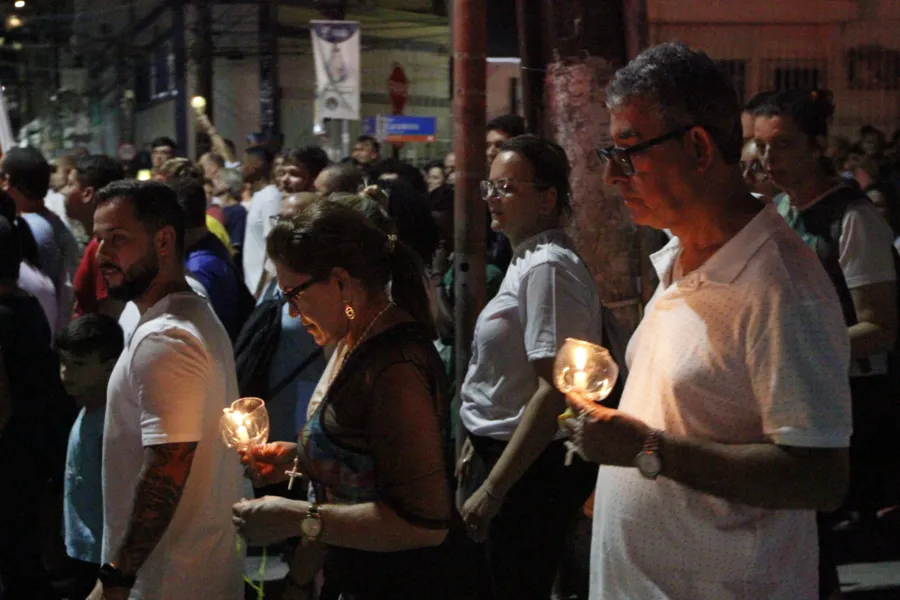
[363,115,437,142]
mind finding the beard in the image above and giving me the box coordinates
[104,249,160,302]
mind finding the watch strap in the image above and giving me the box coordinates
[99,562,137,588]
[642,428,663,454]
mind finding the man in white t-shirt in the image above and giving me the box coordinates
[754,90,899,530]
[565,43,851,599]
[88,180,243,600]
[241,146,281,296]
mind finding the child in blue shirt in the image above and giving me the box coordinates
[57,313,123,600]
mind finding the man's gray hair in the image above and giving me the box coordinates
[605,42,743,164]
[219,168,244,200]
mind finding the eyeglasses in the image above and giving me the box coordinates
[283,275,326,303]
[480,178,549,201]
[595,125,695,177]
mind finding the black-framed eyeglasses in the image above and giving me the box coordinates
[595,125,695,177]
[479,178,549,201]
[283,275,326,303]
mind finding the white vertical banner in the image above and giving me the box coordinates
[311,20,361,122]
[0,84,15,155]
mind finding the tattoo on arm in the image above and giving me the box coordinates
[115,442,198,576]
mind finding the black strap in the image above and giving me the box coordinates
[269,347,325,399]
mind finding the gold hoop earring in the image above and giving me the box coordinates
[344,301,356,320]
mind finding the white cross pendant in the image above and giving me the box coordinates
[285,457,302,490]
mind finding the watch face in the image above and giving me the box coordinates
[302,516,323,538]
[636,451,662,479]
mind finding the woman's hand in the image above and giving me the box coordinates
[240,441,298,487]
[232,496,308,546]
[455,437,475,480]
[461,484,504,543]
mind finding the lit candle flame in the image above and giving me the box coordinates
[574,346,588,371]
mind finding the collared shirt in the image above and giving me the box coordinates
[459,229,601,441]
[591,204,852,600]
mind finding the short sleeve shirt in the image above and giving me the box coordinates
[102,292,244,600]
[590,205,852,599]
[777,189,896,375]
[459,229,602,441]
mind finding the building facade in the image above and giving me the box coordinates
[648,0,900,137]
[71,1,455,163]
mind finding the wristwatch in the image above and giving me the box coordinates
[98,562,137,588]
[300,503,324,541]
[635,429,664,480]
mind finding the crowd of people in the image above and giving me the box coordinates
[1,40,900,600]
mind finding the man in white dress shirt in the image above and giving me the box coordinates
[565,42,852,600]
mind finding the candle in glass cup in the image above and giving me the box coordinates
[572,346,589,391]
[553,338,620,466]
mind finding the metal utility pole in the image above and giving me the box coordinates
[537,0,647,331]
[452,0,487,463]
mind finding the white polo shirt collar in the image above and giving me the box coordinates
[651,204,780,289]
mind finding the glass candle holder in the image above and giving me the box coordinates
[219,397,269,450]
[553,338,619,403]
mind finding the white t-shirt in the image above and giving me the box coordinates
[242,184,282,295]
[44,189,69,225]
[834,200,897,376]
[591,205,852,600]
[102,292,244,600]
[459,229,602,441]
[118,276,208,344]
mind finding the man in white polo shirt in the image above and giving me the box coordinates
[566,43,851,599]
[89,180,243,600]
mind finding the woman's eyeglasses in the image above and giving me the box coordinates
[283,276,326,303]
[479,178,548,200]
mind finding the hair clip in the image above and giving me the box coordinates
[386,234,397,254]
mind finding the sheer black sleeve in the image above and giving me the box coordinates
[367,360,452,530]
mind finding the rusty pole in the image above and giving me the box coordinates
[452,0,487,468]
